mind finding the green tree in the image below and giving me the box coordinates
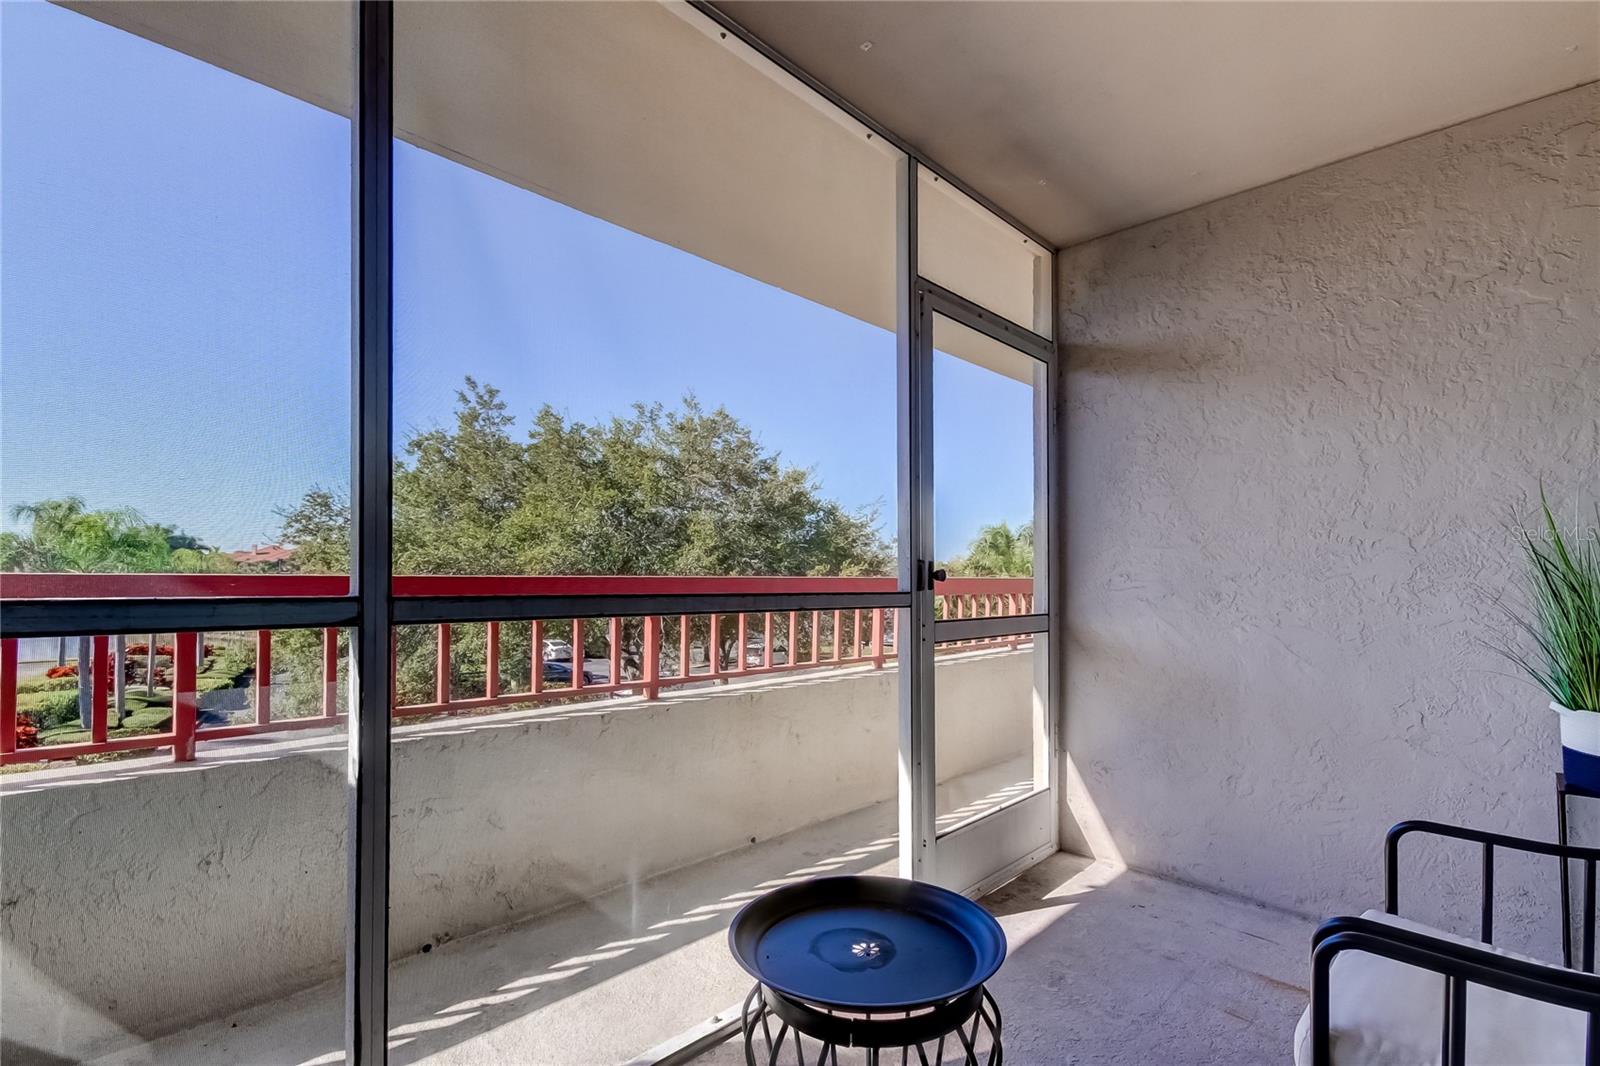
[1,497,235,728]
[276,378,893,578]
[274,488,349,574]
[274,378,894,698]
[0,496,231,574]
[944,521,1034,577]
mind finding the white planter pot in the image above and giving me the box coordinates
[1555,702,1600,790]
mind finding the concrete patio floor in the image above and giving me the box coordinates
[696,853,1313,1066]
[90,767,1312,1066]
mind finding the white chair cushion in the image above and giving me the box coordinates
[1292,909,1587,1065]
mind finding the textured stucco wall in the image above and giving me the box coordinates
[1,648,1030,1062]
[1057,84,1600,937]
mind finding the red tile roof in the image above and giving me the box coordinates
[227,543,296,565]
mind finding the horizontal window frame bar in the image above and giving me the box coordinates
[1,573,348,599]
[1,574,913,600]
[934,785,1052,843]
[688,2,1056,256]
[920,279,1054,363]
[394,575,898,597]
[0,583,1038,633]
[393,591,911,626]
[0,596,358,638]
[934,613,1048,643]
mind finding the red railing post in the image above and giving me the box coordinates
[435,623,451,705]
[91,634,109,744]
[323,627,340,718]
[389,629,398,710]
[5,574,1030,766]
[173,631,197,762]
[1,638,17,757]
[642,615,661,700]
[571,619,585,691]
[255,630,273,725]
[485,621,500,699]
[530,619,545,694]
[88,636,107,737]
[12,576,1024,758]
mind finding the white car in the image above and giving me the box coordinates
[541,638,574,662]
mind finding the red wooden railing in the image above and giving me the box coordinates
[0,575,1034,767]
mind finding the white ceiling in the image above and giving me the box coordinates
[70,1,1053,360]
[719,1,1600,248]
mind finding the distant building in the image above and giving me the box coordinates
[227,543,296,568]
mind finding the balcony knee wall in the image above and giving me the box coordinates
[1056,82,1600,949]
[0,648,1029,1058]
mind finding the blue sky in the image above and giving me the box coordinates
[1,1,1033,565]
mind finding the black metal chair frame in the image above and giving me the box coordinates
[1310,820,1600,1066]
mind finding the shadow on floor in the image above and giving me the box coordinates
[95,764,1034,1066]
[695,853,1313,1066]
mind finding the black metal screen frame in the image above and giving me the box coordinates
[0,4,1062,1064]
[0,597,357,638]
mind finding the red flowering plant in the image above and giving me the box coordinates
[122,642,213,657]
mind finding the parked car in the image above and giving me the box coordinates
[541,638,574,662]
[743,634,789,666]
[542,660,596,686]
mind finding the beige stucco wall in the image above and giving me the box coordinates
[1,648,1031,1062]
[1057,84,1600,938]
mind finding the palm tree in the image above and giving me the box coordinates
[76,635,92,728]
[1,496,228,574]
[945,521,1034,577]
[113,634,127,725]
[1,497,172,573]
[2,497,232,721]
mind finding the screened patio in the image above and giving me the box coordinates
[1,2,1596,1065]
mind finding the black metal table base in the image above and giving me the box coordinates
[740,984,1002,1066]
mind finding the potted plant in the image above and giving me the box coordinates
[1500,494,1600,789]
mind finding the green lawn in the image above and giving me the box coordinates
[22,657,252,746]
[38,704,173,746]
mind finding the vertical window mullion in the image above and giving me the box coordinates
[897,156,936,882]
[348,3,394,1064]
